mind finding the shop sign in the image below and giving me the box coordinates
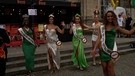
[71,2,76,7]
[0,24,6,29]
[17,0,25,4]
[38,24,44,32]
[39,0,46,5]
[42,0,65,1]
[28,9,37,16]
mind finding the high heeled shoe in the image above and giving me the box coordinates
[76,65,80,69]
[26,71,35,76]
[50,69,55,74]
[92,62,96,66]
[79,67,84,71]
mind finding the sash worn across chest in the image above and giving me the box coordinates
[72,24,87,43]
[100,25,120,60]
[92,22,101,35]
[44,25,62,46]
[18,28,37,47]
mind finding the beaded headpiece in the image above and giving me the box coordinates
[49,14,54,18]
[22,14,29,18]
[22,14,29,20]
[75,13,81,17]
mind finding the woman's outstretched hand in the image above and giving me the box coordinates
[70,22,73,27]
[61,21,66,27]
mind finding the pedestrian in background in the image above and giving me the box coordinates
[92,11,135,76]
[0,27,10,76]
[125,14,132,38]
[117,13,124,38]
[91,15,102,66]
[18,14,38,76]
[43,14,65,73]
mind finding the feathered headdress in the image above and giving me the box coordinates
[105,3,114,13]
[94,10,99,15]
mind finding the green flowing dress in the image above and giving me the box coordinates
[22,29,36,71]
[100,28,116,62]
[71,27,89,68]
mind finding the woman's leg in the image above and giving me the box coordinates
[75,41,80,66]
[75,46,79,66]
[92,41,96,65]
[75,42,83,70]
[23,46,35,76]
[48,48,54,73]
[101,62,109,76]
[107,60,116,76]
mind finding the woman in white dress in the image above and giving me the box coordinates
[43,14,65,73]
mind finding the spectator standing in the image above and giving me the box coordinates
[125,14,132,38]
[117,13,124,37]
[0,27,10,76]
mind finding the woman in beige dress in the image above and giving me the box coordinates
[91,15,102,65]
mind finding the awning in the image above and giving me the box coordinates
[0,0,17,4]
[0,0,80,7]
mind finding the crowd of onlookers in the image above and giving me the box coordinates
[117,12,135,38]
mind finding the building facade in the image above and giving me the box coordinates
[119,0,135,19]
[0,0,135,46]
[0,0,80,24]
[80,0,135,24]
[79,0,101,24]
[0,0,135,24]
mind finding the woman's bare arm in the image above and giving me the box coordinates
[83,24,97,30]
[56,26,64,34]
[116,26,135,34]
[69,23,73,34]
[42,29,46,40]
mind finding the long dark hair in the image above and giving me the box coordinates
[103,11,118,27]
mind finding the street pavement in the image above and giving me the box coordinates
[17,52,135,76]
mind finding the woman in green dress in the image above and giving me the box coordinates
[18,15,38,76]
[92,11,135,76]
[69,14,94,70]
